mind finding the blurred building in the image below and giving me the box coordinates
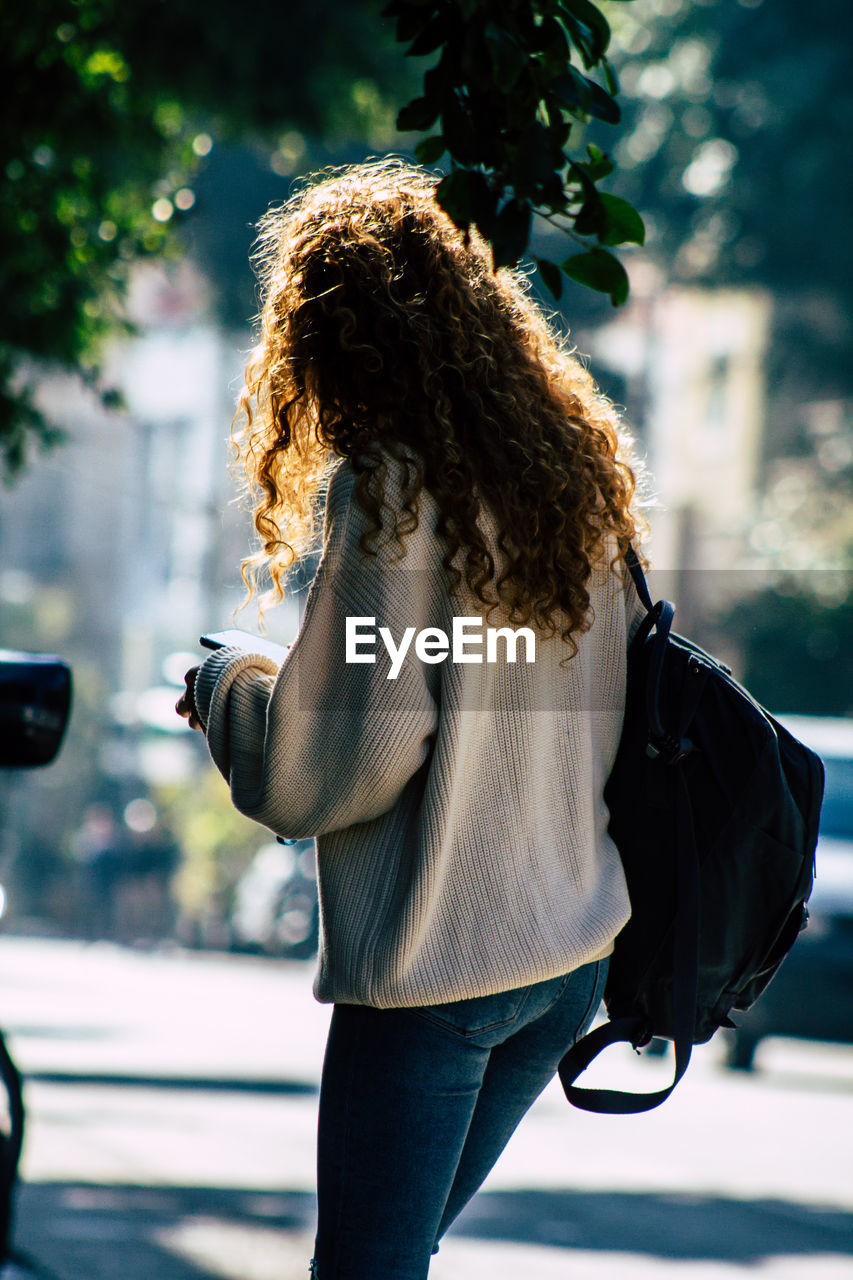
[0,263,299,930]
[0,261,307,689]
[589,283,771,628]
[0,263,256,690]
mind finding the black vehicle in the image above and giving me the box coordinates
[0,649,72,1262]
[725,716,853,1070]
[0,650,72,769]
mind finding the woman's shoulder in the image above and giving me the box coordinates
[324,455,357,515]
[324,447,438,532]
[320,447,443,577]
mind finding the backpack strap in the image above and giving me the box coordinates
[624,543,655,613]
[558,770,701,1112]
[557,548,702,1114]
[624,546,683,757]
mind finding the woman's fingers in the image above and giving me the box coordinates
[176,667,203,730]
[175,691,202,730]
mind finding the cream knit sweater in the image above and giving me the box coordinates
[194,455,645,1008]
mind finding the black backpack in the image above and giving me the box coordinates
[559,549,825,1114]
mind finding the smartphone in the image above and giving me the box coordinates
[200,629,289,664]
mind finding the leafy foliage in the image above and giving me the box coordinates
[604,0,850,296]
[386,0,644,300]
[2,6,193,476]
[2,0,642,477]
[0,0,405,477]
[716,581,853,718]
[600,0,853,414]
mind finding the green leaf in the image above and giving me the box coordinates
[470,174,499,234]
[441,96,480,164]
[581,76,620,125]
[406,11,450,57]
[484,22,528,88]
[567,158,599,203]
[580,144,614,181]
[460,25,492,92]
[397,96,441,132]
[535,256,564,300]
[509,120,560,197]
[535,15,570,63]
[557,12,597,71]
[550,69,620,125]
[598,193,645,247]
[558,0,611,60]
[436,170,472,226]
[573,193,605,238]
[600,55,619,98]
[561,248,629,305]
[491,198,532,268]
[436,169,496,231]
[415,135,447,165]
[542,174,569,210]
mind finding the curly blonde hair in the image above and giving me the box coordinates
[234,156,645,653]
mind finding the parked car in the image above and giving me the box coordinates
[725,715,853,1069]
[0,649,72,1262]
[229,837,319,960]
[0,649,71,768]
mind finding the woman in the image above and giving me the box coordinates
[177,157,647,1279]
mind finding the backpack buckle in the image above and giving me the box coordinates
[646,734,694,765]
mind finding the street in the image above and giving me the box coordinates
[1,936,852,1279]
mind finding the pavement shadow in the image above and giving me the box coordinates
[452,1186,853,1260]
[12,1183,316,1280]
[22,1070,317,1096]
[10,1180,853,1279]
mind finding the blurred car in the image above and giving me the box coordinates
[0,649,72,1262]
[229,837,319,960]
[725,715,853,1069]
[0,649,71,768]
[0,650,72,925]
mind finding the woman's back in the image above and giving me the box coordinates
[196,452,643,1007]
[180,156,650,1279]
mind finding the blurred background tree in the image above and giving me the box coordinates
[2,0,648,478]
[717,579,853,718]
[598,0,853,713]
[600,0,852,444]
[4,0,850,476]
[0,0,413,475]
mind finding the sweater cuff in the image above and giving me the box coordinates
[194,645,280,732]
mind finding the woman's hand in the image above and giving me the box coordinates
[175,666,203,731]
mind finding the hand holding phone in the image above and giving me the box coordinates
[200,629,289,665]
[175,667,202,731]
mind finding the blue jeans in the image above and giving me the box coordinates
[312,956,608,1279]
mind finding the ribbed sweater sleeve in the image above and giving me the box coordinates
[193,461,439,839]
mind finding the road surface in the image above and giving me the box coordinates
[1,936,852,1279]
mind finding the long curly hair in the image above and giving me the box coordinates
[234,157,646,653]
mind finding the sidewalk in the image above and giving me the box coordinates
[2,937,853,1280]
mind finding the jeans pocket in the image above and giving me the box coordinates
[411,984,533,1040]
